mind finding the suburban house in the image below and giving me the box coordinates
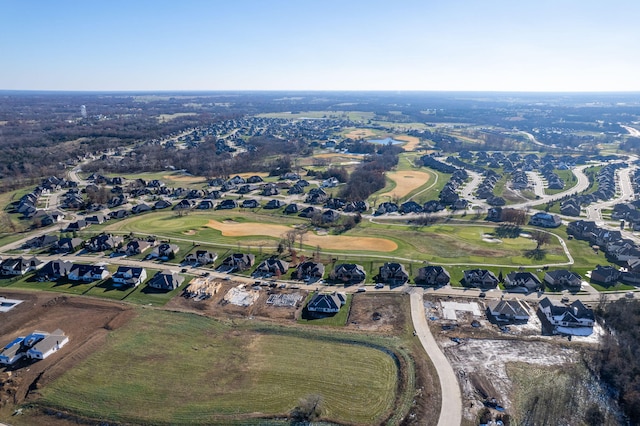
[68,264,110,282]
[0,257,43,276]
[567,220,599,240]
[217,199,238,210]
[197,200,215,210]
[220,253,255,272]
[37,260,73,281]
[414,266,451,286]
[184,250,218,265]
[147,270,184,291]
[284,203,299,214]
[122,239,153,256]
[590,265,620,285]
[64,219,89,232]
[264,199,284,209]
[86,234,124,252]
[26,329,69,360]
[154,199,172,210]
[503,271,542,293]
[486,299,531,323]
[538,297,595,335]
[149,243,180,260]
[112,266,147,287]
[306,292,346,314]
[529,212,562,228]
[463,269,499,288]
[378,262,409,285]
[294,261,325,281]
[330,263,366,284]
[85,213,108,224]
[255,258,289,276]
[0,329,69,365]
[241,199,260,209]
[53,237,84,253]
[543,270,582,290]
[131,204,153,214]
[24,234,59,249]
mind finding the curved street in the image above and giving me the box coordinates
[410,289,462,426]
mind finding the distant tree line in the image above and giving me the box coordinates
[339,144,402,201]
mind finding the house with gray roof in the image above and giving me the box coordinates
[147,270,184,291]
[306,292,345,314]
[487,299,531,323]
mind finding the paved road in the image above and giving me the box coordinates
[410,289,462,426]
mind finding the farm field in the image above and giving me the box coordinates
[37,309,400,425]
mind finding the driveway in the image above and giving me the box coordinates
[410,289,462,426]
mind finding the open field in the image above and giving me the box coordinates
[378,170,431,200]
[157,112,198,122]
[102,211,570,268]
[37,309,399,425]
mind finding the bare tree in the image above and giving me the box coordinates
[531,230,551,249]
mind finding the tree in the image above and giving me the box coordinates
[531,230,551,249]
[291,394,323,421]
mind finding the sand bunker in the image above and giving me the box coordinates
[379,170,431,199]
[344,129,377,139]
[482,233,502,243]
[394,135,421,151]
[206,219,397,252]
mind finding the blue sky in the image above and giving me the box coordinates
[2,0,639,91]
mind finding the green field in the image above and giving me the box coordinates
[99,210,572,272]
[39,309,399,425]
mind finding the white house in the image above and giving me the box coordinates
[26,329,69,360]
[538,297,594,335]
[112,266,147,287]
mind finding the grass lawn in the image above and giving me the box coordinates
[123,275,191,306]
[7,274,102,295]
[297,293,352,326]
[38,309,398,425]
[98,210,577,269]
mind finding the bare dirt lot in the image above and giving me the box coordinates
[0,290,134,417]
[166,279,308,323]
[423,295,617,425]
[346,292,410,334]
[205,219,399,251]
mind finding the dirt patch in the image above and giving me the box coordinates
[379,171,431,199]
[346,293,409,334]
[394,135,421,151]
[205,219,398,252]
[424,295,607,424]
[166,280,307,323]
[183,229,196,235]
[0,290,134,417]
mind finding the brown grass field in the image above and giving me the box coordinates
[379,170,431,199]
[206,219,398,251]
